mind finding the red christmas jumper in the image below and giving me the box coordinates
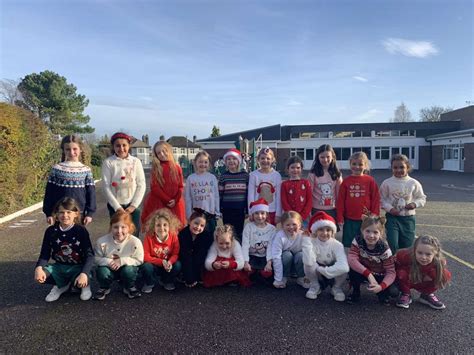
[143,232,180,267]
[281,179,312,220]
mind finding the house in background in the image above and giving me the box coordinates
[166,136,201,164]
[130,135,152,166]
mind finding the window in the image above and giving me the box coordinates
[352,147,371,160]
[333,147,351,160]
[290,148,305,160]
[362,130,372,137]
[189,148,195,154]
[376,131,391,137]
[173,148,177,153]
[333,131,353,138]
[375,147,390,159]
[180,148,186,154]
[137,148,144,154]
[305,149,314,161]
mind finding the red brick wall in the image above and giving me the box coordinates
[418,146,431,170]
[463,143,474,173]
[431,145,443,171]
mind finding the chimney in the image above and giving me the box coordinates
[159,135,165,141]
[193,135,197,143]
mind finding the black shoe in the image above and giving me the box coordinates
[94,288,111,301]
[346,292,360,304]
[123,287,142,299]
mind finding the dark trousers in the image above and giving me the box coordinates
[349,269,398,301]
[222,208,246,242]
[96,265,139,289]
[180,249,208,284]
[141,262,182,285]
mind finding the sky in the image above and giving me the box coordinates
[1,0,472,143]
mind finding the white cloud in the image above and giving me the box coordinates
[353,76,368,82]
[382,38,439,58]
[287,100,302,106]
[353,108,385,123]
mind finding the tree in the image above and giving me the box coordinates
[391,102,413,122]
[17,70,93,135]
[211,125,221,137]
[419,106,453,122]
[0,79,22,104]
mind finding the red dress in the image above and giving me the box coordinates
[202,256,251,288]
[141,161,186,228]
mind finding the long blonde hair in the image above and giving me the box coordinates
[410,235,449,289]
[151,141,179,187]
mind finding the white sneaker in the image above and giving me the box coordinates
[45,284,69,302]
[305,287,322,300]
[331,287,345,302]
[80,285,92,301]
[141,284,155,294]
[296,277,310,289]
[273,277,287,289]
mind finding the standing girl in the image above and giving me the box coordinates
[347,215,397,304]
[203,225,251,288]
[178,209,213,287]
[141,141,186,227]
[248,148,282,225]
[271,211,308,289]
[336,152,380,248]
[141,208,181,292]
[380,154,426,252]
[94,211,144,300]
[308,144,342,220]
[218,148,249,240]
[185,151,220,236]
[35,197,94,302]
[43,135,96,225]
[396,235,451,310]
[281,156,312,225]
[102,132,146,233]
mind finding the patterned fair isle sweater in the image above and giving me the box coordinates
[43,161,96,217]
[218,170,249,211]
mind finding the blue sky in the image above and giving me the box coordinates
[1,0,472,143]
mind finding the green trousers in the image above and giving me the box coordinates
[385,213,416,253]
[96,265,139,289]
[43,264,83,288]
[342,219,362,248]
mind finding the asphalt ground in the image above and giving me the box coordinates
[0,170,473,353]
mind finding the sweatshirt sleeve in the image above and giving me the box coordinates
[271,232,284,281]
[266,227,276,262]
[336,182,347,224]
[302,179,313,220]
[247,172,257,210]
[370,177,381,216]
[302,236,316,266]
[205,243,218,271]
[174,165,185,202]
[168,234,180,265]
[380,179,394,213]
[131,159,146,208]
[94,237,112,266]
[317,241,349,278]
[241,224,251,262]
[213,175,221,217]
[101,158,121,211]
[347,243,371,277]
[36,227,53,267]
[42,168,56,217]
[120,237,144,267]
[380,255,396,290]
[280,181,291,213]
[232,241,244,270]
[274,172,282,217]
[412,179,427,208]
[79,228,95,275]
[185,175,193,219]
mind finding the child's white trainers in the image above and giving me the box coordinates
[296,277,310,289]
[80,285,92,301]
[305,287,322,300]
[45,284,69,302]
[331,287,345,302]
[273,277,287,289]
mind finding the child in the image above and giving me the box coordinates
[248,147,282,225]
[185,150,220,236]
[396,235,451,310]
[102,132,146,233]
[34,197,94,302]
[43,135,96,226]
[178,209,213,287]
[271,211,308,289]
[380,154,427,252]
[281,156,312,226]
[94,211,144,300]
[302,211,349,301]
[141,208,182,292]
[336,152,380,248]
[142,141,186,227]
[242,199,276,282]
[203,225,251,287]
[308,144,342,220]
[347,214,397,304]
[218,148,249,240]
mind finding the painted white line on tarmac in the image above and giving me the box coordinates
[418,224,474,229]
[443,250,474,270]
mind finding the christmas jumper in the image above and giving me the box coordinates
[185,172,220,219]
[281,179,312,220]
[380,175,426,216]
[241,222,276,262]
[336,174,381,224]
[218,170,249,211]
[248,169,282,216]
[143,232,180,266]
[348,235,395,290]
[308,172,342,210]
[101,154,146,211]
[395,248,451,295]
[178,225,213,284]
[302,236,349,279]
[272,230,304,282]
[36,223,94,275]
[43,161,96,217]
[94,233,144,267]
[141,161,186,226]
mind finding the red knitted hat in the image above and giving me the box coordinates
[111,132,131,144]
[249,198,269,214]
[309,211,337,234]
[223,148,242,164]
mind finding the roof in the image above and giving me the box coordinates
[130,137,150,148]
[197,124,282,142]
[426,128,474,140]
[167,136,201,148]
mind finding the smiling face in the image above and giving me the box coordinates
[111,221,130,243]
[225,156,240,173]
[415,243,436,266]
[288,162,302,179]
[392,160,409,178]
[63,143,81,163]
[252,211,268,226]
[315,226,334,242]
[154,144,169,162]
[350,158,366,176]
[154,217,170,241]
[56,207,80,228]
[258,152,274,171]
[283,217,301,238]
[318,151,333,169]
[217,233,232,252]
[189,216,206,236]
[195,156,210,173]
[362,223,383,248]
[113,138,130,159]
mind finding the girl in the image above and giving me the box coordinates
[336,152,380,248]
[94,211,144,300]
[302,211,349,301]
[178,209,213,287]
[380,154,427,252]
[102,132,146,233]
[242,199,276,282]
[141,208,182,292]
[347,215,398,304]
[281,156,312,225]
[248,147,282,225]
[43,135,96,226]
[308,144,342,220]
[271,211,308,289]
[141,141,186,227]
[218,148,249,241]
[203,224,251,287]
[396,235,451,310]
[185,150,220,236]
[34,197,94,302]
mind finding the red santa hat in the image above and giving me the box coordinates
[309,211,337,234]
[249,198,269,214]
[223,148,242,164]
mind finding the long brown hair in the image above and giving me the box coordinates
[151,141,179,187]
[60,135,86,163]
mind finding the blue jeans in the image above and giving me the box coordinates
[141,261,182,285]
[281,250,304,278]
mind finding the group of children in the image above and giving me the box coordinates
[35,133,451,311]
